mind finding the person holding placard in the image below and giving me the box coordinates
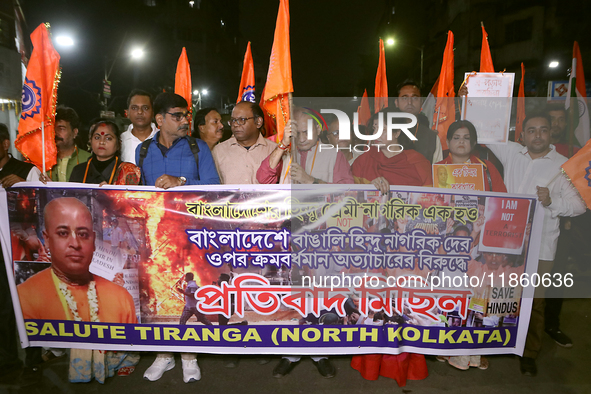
[435,120,506,192]
[484,112,586,376]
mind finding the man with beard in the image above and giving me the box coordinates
[394,80,442,164]
[486,112,586,377]
[135,92,219,188]
[256,107,353,185]
[48,107,91,181]
[546,104,580,157]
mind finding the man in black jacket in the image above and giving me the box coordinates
[0,124,41,187]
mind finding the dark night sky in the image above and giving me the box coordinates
[19,0,430,124]
[18,0,589,126]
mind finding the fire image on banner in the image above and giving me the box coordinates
[0,184,543,356]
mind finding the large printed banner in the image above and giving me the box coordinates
[0,184,543,356]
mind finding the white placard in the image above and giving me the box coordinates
[463,72,515,144]
[89,241,125,281]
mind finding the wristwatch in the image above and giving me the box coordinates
[178,176,187,186]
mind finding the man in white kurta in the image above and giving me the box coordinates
[486,113,585,376]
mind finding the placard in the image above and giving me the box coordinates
[463,72,515,144]
[433,164,485,191]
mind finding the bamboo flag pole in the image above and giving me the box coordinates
[434,107,441,131]
[288,92,295,163]
[545,172,561,187]
[568,92,575,158]
[41,121,46,173]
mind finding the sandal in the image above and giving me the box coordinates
[478,356,489,370]
[447,356,470,371]
[117,366,135,376]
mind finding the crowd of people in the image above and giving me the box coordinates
[0,78,588,387]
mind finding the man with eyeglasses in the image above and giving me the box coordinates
[139,93,218,383]
[256,107,353,185]
[394,79,442,164]
[121,89,158,164]
[135,92,219,189]
[211,101,278,184]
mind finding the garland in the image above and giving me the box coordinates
[58,280,99,322]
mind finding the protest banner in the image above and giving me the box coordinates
[1,184,543,356]
[463,72,515,144]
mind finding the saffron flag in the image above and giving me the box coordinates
[357,89,371,128]
[562,138,591,209]
[565,41,590,146]
[237,42,256,103]
[374,39,388,113]
[262,0,293,143]
[174,47,192,114]
[260,86,277,139]
[433,31,455,150]
[15,23,60,172]
[515,63,525,142]
[480,23,494,73]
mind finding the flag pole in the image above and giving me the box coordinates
[288,92,295,163]
[435,107,441,131]
[41,121,46,173]
[568,93,575,158]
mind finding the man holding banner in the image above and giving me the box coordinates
[486,112,586,376]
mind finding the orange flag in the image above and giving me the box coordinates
[515,63,526,142]
[561,138,591,209]
[262,0,293,142]
[15,23,60,172]
[374,39,388,113]
[357,89,371,128]
[260,86,277,139]
[433,31,455,150]
[480,23,494,73]
[174,47,192,113]
[237,42,256,103]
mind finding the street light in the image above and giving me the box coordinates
[55,35,74,47]
[193,89,208,109]
[549,61,559,68]
[131,48,144,59]
[388,39,424,88]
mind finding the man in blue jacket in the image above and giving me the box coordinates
[139,93,218,383]
[136,92,219,188]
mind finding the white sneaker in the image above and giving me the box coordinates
[181,357,201,383]
[143,355,175,381]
